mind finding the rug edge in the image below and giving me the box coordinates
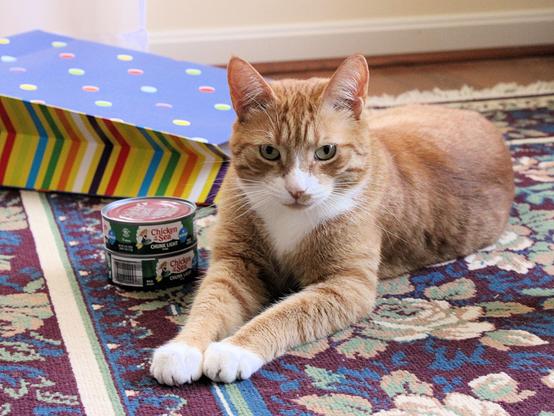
[366,80,554,107]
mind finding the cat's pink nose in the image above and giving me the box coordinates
[288,189,305,200]
[284,173,307,200]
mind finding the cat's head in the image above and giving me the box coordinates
[227,55,372,213]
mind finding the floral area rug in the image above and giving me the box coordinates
[1,81,553,415]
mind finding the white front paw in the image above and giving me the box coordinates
[203,341,264,383]
[150,342,203,386]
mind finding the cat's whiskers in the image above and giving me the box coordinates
[237,178,275,190]
[222,201,250,215]
[227,180,266,190]
[225,192,267,206]
[237,178,271,186]
[233,196,272,221]
[226,179,274,197]
[222,191,271,218]
[224,187,271,206]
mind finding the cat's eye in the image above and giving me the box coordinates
[259,144,281,161]
[315,144,337,161]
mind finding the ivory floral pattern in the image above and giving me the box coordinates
[374,393,510,416]
[468,372,535,403]
[361,298,494,342]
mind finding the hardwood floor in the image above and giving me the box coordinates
[254,53,554,96]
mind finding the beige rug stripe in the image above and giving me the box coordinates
[21,191,117,416]
[509,136,554,145]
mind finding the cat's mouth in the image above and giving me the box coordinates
[283,201,314,210]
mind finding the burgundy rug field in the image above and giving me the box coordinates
[1,83,553,415]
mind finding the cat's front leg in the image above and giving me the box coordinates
[150,260,268,385]
[203,267,378,383]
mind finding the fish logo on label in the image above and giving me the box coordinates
[156,260,172,282]
[136,228,152,249]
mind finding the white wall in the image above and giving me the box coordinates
[0,0,147,50]
[146,0,554,64]
[1,1,552,63]
[147,0,554,30]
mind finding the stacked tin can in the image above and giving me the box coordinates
[101,197,198,289]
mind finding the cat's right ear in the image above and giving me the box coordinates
[321,54,369,120]
[227,56,275,122]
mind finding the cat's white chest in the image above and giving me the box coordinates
[254,189,361,260]
[256,207,317,259]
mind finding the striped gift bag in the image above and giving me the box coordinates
[0,31,233,204]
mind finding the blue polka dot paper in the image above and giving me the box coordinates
[0,30,236,145]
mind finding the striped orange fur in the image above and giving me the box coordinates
[150,55,514,385]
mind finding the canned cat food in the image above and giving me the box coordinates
[106,245,198,289]
[101,197,196,255]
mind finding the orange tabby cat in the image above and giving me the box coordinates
[150,55,514,385]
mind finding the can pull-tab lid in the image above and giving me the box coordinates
[106,198,193,223]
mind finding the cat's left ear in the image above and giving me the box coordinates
[321,54,369,120]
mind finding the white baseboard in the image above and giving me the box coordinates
[147,9,554,65]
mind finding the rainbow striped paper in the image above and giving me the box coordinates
[0,31,233,204]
